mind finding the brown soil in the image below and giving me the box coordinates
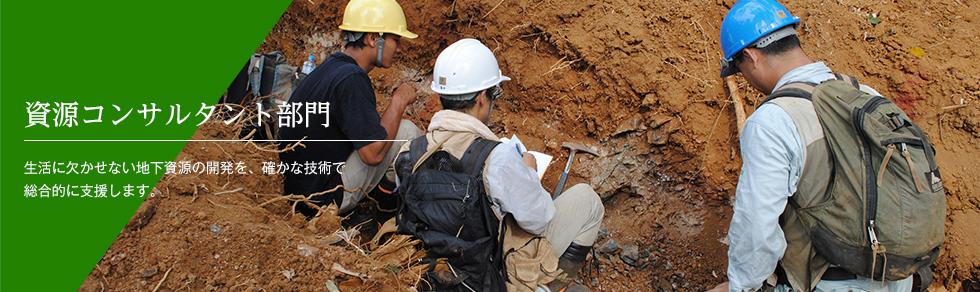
[81,0,980,291]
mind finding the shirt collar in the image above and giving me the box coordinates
[772,62,835,94]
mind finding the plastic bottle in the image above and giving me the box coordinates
[302,55,316,74]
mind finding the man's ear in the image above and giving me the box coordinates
[742,48,764,70]
[364,33,380,48]
[475,90,488,107]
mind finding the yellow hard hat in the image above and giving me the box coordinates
[339,0,418,39]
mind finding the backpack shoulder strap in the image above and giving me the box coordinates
[461,138,507,277]
[409,136,428,165]
[762,82,817,104]
[462,138,501,176]
[765,73,860,105]
[403,136,430,173]
[833,73,860,89]
[412,133,462,172]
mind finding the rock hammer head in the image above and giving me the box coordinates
[553,142,599,198]
[561,142,598,156]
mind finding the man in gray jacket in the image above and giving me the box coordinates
[710,0,912,292]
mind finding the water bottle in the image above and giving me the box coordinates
[302,55,316,74]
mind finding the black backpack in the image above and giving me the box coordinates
[394,136,506,292]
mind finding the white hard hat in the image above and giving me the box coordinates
[430,39,511,95]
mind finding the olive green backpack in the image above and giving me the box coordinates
[766,74,945,281]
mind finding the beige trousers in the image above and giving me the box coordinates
[541,183,605,256]
[339,119,422,213]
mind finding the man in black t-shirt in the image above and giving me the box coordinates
[277,0,421,217]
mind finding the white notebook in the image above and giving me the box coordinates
[500,135,552,180]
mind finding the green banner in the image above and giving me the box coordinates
[1,0,291,289]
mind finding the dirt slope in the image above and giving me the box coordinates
[82,0,980,291]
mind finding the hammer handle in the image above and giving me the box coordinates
[553,172,569,199]
[554,149,578,199]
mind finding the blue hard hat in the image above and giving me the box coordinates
[719,0,800,77]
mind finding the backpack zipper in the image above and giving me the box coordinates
[856,103,890,279]
[863,96,890,113]
[878,143,926,192]
[854,107,879,242]
[900,143,926,193]
[877,144,897,187]
[868,220,880,247]
[868,219,888,281]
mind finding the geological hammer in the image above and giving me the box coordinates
[553,142,598,199]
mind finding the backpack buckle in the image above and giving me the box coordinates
[889,115,906,131]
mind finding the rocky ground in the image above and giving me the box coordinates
[81,0,980,291]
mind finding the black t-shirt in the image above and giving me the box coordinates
[278,52,387,210]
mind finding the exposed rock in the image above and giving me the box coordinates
[620,245,640,266]
[599,239,620,254]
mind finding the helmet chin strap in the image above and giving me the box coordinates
[484,94,496,125]
[375,34,386,68]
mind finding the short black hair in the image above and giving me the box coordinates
[439,93,479,110]
[757,34,801,57]
[733,35,800,65]
[343,30,369,49]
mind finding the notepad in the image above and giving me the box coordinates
[500,135,552,180]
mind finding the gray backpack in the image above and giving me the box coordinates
[767,74,945,281]
[248,51,298,108]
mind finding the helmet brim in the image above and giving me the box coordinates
[339,25,420,39]
[430,76,511,95]
[720,62,739,78]
[394,30,419,39]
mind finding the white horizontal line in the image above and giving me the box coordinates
[24,140,411,142]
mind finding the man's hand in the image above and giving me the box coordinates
[392,82,418,108]
[522,153,537,170]
[359,82,418,166]
[707,281,729,292]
